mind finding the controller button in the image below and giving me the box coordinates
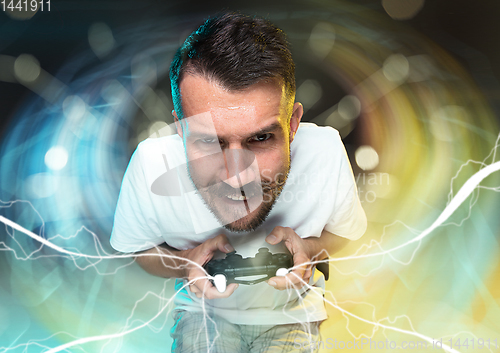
[276,268,289,277]
[213,274,227,293]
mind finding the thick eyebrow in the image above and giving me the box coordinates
[188,122,283,141]
[228,122,283,142]
[220,121,283,141]
[248,122,283,137]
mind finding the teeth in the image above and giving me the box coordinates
[227,195,247,201]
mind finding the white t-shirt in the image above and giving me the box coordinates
[111,123,367,325]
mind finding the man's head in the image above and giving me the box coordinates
[169,12,303,232]
[170,12,296,119]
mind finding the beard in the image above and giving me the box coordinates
[189,164,289,233]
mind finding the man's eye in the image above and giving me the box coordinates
[200,138,218,144]
[251,133,273,143]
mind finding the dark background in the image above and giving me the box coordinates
[1,0,500,137]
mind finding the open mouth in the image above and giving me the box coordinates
[226,195,248,201]
[222,191,252,214]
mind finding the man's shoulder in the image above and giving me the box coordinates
[288,124,346,178]
[293,123,342,151]
[127,134,185,175]
[134,134,184,161]
[136,133,183,152]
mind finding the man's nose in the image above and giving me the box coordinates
[221,149,258,188]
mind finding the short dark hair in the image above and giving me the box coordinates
[170,12,296,119]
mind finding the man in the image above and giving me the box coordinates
[110,12,367,352]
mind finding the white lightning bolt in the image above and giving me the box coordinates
[331,160,500,263]
[1,150,499,352]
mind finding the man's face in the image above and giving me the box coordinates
[175,74,302,232]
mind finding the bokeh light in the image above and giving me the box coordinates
[44,146,68,171]
[382,0,425,20]
[338,95,361,122]
[14,54,41,82]
[382,54,409,83]
[4,2,39,20]
[355,145,379,171]
[296,79,322,111]
[88,22,116,59]
[308,22,336,59]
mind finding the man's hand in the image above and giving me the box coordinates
[134,234,238,299]
[265,226,315,290]
[180,234,239,299]
[265,227,350,290]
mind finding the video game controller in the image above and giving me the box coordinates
[205,248,293,293]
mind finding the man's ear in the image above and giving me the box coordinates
[289,102,303,143]
[172,110,183,138]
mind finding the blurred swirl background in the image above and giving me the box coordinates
[1,0,500,351]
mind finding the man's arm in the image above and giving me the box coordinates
[301,229,350,280]
[265,227,351,290]
[134,243,189,278]
[133,234,239,299]
[303,228,350,260]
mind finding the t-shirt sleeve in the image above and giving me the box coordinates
[110,145,165,253]
[323,134,367,240]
